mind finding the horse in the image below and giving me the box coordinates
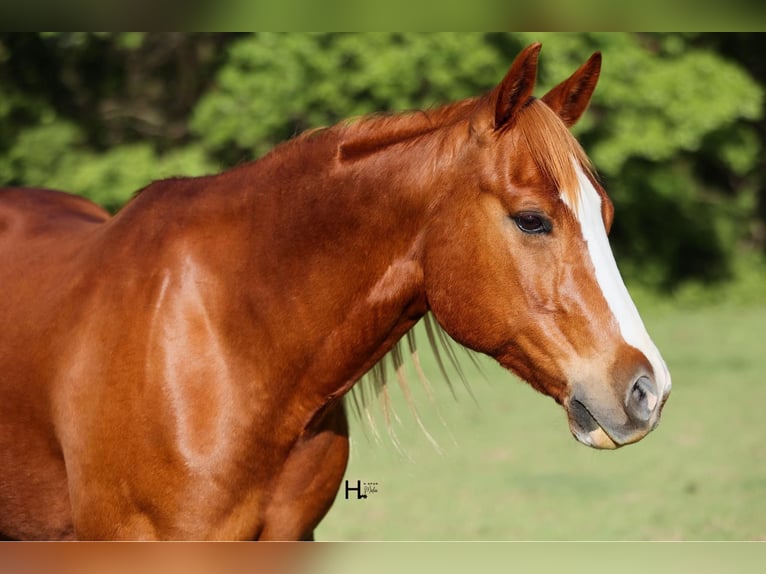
[0,43,671,540]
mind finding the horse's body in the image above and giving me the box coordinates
[0,44,670,540]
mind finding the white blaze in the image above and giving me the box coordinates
[563,164,671,398]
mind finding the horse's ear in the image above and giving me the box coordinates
[493,43,542,130]
[541,51,601,128]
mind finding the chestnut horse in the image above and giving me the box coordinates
[0,44,670,540]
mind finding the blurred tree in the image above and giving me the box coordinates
[0,33,234,211]
[701,33,766,256]
[0,33,763,290]
[190,33,506,163]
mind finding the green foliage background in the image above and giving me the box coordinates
[1,32,765,292]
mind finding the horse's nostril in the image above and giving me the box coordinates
[626,375,658,422]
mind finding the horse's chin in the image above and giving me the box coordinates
[568,419,619,449]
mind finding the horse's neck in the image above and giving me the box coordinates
[227,132,445,411]
[117,129,451,423]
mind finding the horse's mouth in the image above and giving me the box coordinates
[567,399,620,450]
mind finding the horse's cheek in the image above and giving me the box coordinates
[423,236,510,355]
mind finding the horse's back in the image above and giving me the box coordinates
[0,187,109,240]
[0,187,108,540]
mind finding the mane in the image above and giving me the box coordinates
[335,97,594,210]
[514,98,595,210]
[349,313,479,455]
[336,97,483,162]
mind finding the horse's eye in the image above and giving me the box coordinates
[514,213,551,234]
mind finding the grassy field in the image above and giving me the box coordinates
[316,297,766,541]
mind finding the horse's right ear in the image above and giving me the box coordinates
[493,43,542,130]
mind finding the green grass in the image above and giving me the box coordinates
[316,297,766,541]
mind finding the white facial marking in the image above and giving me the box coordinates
[562,163,671,398]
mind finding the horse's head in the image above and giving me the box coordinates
[423,43,671,449]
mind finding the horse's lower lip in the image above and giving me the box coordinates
[568,399,620,450]
[571,421,620,449]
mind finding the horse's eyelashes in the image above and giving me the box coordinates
[513,212,552,234]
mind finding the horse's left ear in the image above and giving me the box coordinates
[541,52,601,127]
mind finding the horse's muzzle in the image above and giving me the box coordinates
[566,375,670,449]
